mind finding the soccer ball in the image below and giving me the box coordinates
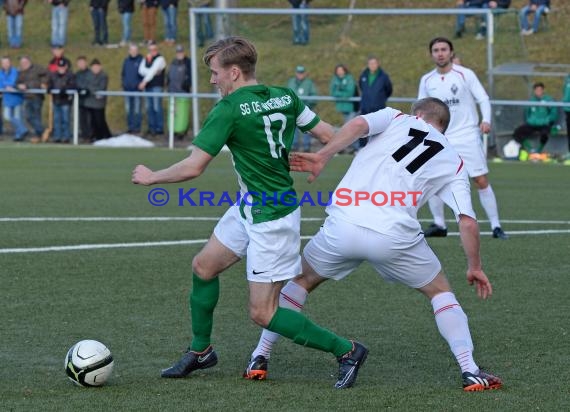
[64,340,114,387]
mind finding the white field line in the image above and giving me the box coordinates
[0,217,569,225]
[1,231,570,254]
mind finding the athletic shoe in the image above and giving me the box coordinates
[462,369,503,391]
[161,345,218,378]
[492,227,509,240]
[423,223,448,238]
[242,355,268,380]
[334,341,368,389]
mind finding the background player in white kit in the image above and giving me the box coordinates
[244,98,502,392]
[418,37,508,240]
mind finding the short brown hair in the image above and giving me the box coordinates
[429,37,454,53]
[411,97,451,133]
[203,36,257,79]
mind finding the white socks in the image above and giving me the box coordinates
[428,196,447,228]
[251,281,308,360]
[478,185,501,229]
[431,292,478,374]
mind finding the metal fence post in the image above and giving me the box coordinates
[168,95,175,150]
[73,91,79,146]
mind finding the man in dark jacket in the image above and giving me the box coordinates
[167,44,191,137]
[84,59,111,141]
[118,0,135,46]
[357,56,392,147]
[122,43,143,133]
[90,0,109,46]
[47,59,75,143]
[16,56,48,139]
[75,56,92,139]
[47,45,72,73]
[4,0,27,48]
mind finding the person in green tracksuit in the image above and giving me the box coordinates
[329,63,359,153]
[287,65,318,151]
[513,82,558,153]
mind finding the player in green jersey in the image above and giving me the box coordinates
[132,36,368,389]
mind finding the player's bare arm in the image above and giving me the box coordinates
[291,116,368,182]
[308,120,335,144]
[132,147,214,186]
[457,214,492,299]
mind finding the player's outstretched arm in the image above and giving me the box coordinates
[308,120,335,144]
[132,146,214,186]
[290,116,369,183]
[458,214,493,299]
[319,115,369,161]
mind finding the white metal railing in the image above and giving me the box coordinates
[2,89,568,149]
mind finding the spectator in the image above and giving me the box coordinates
[84,59,112,141]
[160,0,177,45]
[451,53,462,65]
[189,0,213,47]
[47,59,75,143]
[16,55,48,140]
[329,63,358,153]
[167,44,191,138]
[138,41,166,136]
[0,55,27,141]
[140,0,159,45]
[513,82,558,156]
[287,65,318,152]
[520,0,550,36]
[90,0,109,46]
[456,1,511,40]
[478,1,511,40]
[4,0,27,48]
[122,43,143,134]
[563,74,570,160]
[455,0,484,39]
[288,0,310,45]
[48,0,70,47]
[75,56,92,139]
[47,44,72,73]
[118,0,135,47]
[358,55,392,147]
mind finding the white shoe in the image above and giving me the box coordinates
[475,33,485,40]
[520,28,534,36]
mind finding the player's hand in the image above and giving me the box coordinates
[466,268,492,299]
[290,152,325,183]
[480,122,491,134]
[132,165,155,185]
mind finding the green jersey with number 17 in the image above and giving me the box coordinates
[192,84,320,224]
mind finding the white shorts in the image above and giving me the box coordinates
[213,206,301,283]
[449,135,488,178]
[303,216,441,289]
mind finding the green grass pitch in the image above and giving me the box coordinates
[1,146,569,411]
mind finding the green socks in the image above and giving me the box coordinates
[189,273,219,352]
[267,307,353,357]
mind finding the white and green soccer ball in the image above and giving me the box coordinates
[65,340,114,387]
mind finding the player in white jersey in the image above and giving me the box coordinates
[244,98,502,392]
[418,37,508,240]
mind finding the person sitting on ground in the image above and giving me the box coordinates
[513,82,558,157]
